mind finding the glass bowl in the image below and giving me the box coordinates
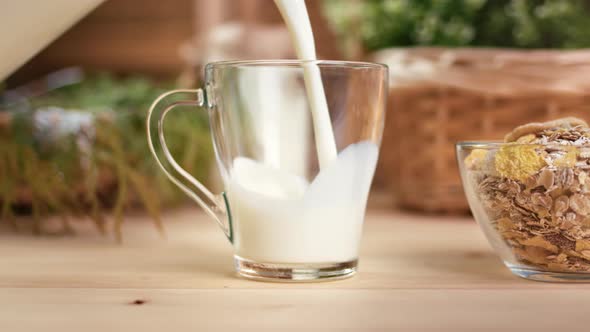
[457,142,590,282]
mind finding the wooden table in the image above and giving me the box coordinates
[1,207,590,331]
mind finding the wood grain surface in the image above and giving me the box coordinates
[1,207,590,331]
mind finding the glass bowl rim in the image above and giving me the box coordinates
[457,141,590,149]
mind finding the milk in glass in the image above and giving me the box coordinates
[227,0,378,263]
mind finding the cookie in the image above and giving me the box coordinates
[504,117,588,142]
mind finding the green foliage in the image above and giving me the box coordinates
[325,0,590,51]
[30,73,164,112]
[0,74,212,239]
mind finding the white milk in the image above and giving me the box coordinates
[223,0,377,263]
[273,0,337,169]
[229,142,378,263]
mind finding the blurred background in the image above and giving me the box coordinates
[2,0,590,237]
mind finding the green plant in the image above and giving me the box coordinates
[0,74,212,240]
[325,0,590,51]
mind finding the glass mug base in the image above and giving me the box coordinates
[507,263,590,283]
[234,256,358,282]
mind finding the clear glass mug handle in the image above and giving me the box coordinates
[146,89,233,243]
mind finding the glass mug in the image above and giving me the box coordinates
[147,60,388,281]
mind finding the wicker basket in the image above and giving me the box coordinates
[373,48,590,213]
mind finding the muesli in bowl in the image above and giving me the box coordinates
[457,117,590,282]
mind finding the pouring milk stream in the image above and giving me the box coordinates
[226,0,379,263]
[273,0,337,169]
